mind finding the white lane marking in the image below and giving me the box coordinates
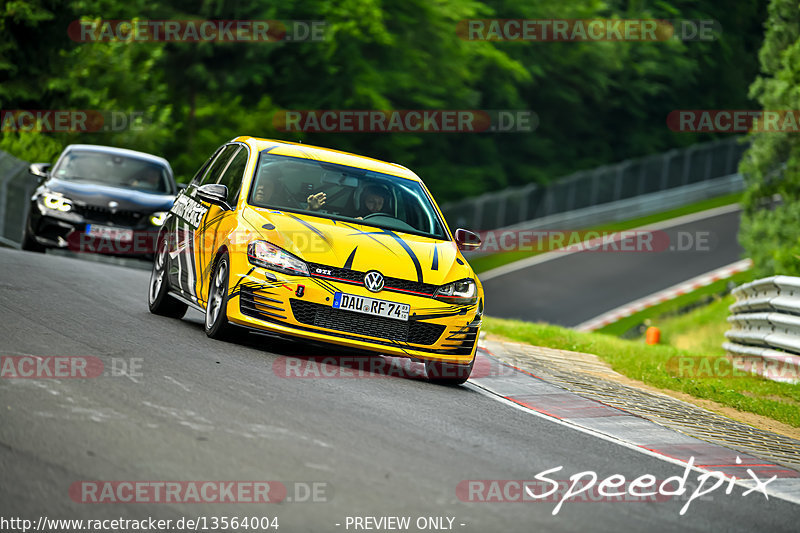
[479,203,741,282]
[304,462,334,472]
[141,400,214,431]
[164,375,191,392]
[464,380,800,507]
[574,258,753,331]
[636,203,741,232]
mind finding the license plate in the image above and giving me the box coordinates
[86,224,134,242]
[332,292,410,321]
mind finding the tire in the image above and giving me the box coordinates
[148,238,187,318]
[425,357,474,385]
[204,253,236,340]
[20,220,45,253]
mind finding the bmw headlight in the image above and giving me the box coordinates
[41,192,73,212]
[434,278,477,305]
[248,241,309,276]
[150,211,167,226]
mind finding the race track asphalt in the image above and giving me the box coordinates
[1,246,796,533]
[479,207,743,327]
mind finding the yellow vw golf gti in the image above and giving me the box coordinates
[148,137,483,384]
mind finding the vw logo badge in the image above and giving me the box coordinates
[364,271,384,293]
[108,201,119,213]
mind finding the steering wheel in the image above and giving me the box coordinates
[361,212,397,220]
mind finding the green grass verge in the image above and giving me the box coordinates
[657,294,736,357]
[468,192,741,274]
[482,315,800,428]
[596,270,754,338]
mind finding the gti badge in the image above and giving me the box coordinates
[364,271,384,293]
[108,200,119,214]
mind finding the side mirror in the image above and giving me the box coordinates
[29,163,51,179]
[196,183,232,210]
[454,228,481,251]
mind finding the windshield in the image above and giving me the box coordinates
[248,153,449,240]
[52,150,173,194]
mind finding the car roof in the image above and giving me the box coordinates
[234,136,421,182]
[64,144,172,170]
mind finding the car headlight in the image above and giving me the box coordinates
[248,241,309,276]
[150,212,167,226]
[41,192,73,212]
[434,278,478,305]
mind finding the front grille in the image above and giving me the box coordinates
[290,299,445,345]
[307,263,438,296]
[76,204,144,227]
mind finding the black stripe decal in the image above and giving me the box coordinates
[287,213,331,246]
[343,247,357,270]
[311,278,338,295]
[340,222,395,253]
[431,246,438,271]
[230,266,255,296]
[383,229,423,283]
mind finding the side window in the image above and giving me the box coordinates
[217,147,248,203]
[196,144,239,187]
[188,147,222,186]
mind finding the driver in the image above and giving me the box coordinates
[130,166,162,190]
[357,184,389,218]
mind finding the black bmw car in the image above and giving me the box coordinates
[22,144,179,256]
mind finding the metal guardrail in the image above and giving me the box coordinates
[724,276,800,383]
[0,150,36,248]
[441,137,748,231]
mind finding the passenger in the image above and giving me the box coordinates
[252,176,326,211]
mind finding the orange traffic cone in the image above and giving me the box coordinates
[645,326,661,345]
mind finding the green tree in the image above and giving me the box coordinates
[738,0,800,277]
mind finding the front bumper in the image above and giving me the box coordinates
[225,265,481,364]
[28,203,160,255]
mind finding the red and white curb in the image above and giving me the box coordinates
[467,347,800,506]
[573,258,753,332]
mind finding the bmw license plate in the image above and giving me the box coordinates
[332,292,410,321]
[86,224,134,242]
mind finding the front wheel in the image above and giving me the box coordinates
[148,238,187,318]
[205,254,236,340]
[425,357,474,385]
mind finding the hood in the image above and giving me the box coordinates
[43,178,176,212]
[241,207,473,286]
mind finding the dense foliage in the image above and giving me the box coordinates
[2,0,767,202]
[739,0,800,277]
